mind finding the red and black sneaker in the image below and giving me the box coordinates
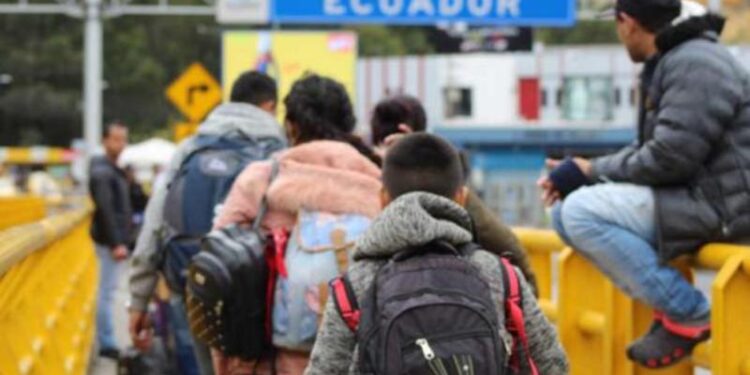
[627,314,710,369]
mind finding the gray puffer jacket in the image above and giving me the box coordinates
[304,192,568,375]
[129,102,285,312]
[591,14,750,260]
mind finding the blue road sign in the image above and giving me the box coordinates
[272,0,575,27]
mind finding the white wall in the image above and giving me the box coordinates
[438,54,518,126]
[357,54,518,129]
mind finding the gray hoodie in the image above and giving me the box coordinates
[128,102,285,312]
[305,192,568,375]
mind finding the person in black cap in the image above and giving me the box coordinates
[539,0,750,369]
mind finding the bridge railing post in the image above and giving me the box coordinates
[710,253,750,375]
[558,247,615,374]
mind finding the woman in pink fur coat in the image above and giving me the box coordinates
[211,74,382,375]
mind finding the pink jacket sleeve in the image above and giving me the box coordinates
[213,161,272,230]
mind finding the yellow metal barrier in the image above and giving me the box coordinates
[0,147,75,165]
[514,228,565,323]
[513,227,750,375]
[0,203,96,375]
[0,197,46,231]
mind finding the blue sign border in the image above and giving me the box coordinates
[271,0,577,27]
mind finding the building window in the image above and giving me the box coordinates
[444,87,472,119]
[561,76,615,121]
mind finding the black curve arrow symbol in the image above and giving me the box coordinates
[188,84,210,106]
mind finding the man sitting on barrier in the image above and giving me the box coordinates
[538,0,750,369]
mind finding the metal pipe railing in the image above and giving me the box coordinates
[0,199,95,375]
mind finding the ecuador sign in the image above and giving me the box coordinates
[272,0,575,27]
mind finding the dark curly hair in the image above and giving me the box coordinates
[370,95,427,146]
[284,74,380,164]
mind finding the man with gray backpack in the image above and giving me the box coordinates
[305,134,568,375]
[128,71,286,375]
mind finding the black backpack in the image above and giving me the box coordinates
[162,131,283,293]
[331,242,539,375]
[185,160,280,360]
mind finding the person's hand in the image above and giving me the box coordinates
[537,175,561,207]
[538,159,562,206]
[382,124,414,149]
[111,245,129,261]
[129,310,153,351]
[537,157,593,207]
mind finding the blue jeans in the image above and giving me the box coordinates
[551,183,710,322]
[95,243,123,350]
[168,295,215,375]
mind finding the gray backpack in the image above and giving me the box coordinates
[331,242,539,375]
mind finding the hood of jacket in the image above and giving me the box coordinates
[198,102,285,140]
[265,140,383,219]
[656,13,725,53]
[353,192,474,260]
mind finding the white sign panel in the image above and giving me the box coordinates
[216,0,269,24]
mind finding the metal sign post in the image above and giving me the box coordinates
[84,0,103,155]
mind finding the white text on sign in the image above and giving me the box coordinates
[324,0,521,18]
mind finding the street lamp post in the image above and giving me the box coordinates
[83,0,103,156]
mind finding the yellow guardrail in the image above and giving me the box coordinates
[0,201,96,375]
[514,227,750,375]
[0,147,75,165]
[0,197,47,231]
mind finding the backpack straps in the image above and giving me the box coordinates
[252,159,280,232]
[330,275,360,333]
[499,257,540,375]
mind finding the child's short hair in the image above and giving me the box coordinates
[383,133,464,199]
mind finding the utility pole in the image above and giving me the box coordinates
[84,0,103,155]
[0,0,214,158]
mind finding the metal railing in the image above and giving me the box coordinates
[514,228,750,375]
[0,199,96,375]
[0,197,46,231]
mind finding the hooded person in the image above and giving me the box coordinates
[305,134,568,375]
[541,0,750,368]
[368,95,539,294]
[211,74,382,375]
[129,71,285,375]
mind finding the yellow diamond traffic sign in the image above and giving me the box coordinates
[166,63,222,122]
[174,122,199,143]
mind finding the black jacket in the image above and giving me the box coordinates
[89,156,133,247]
[592,15,750,260]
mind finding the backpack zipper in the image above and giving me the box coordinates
[416,338,452,375]
[416,338,436,360]
[401,330,492,351]
[383,302,501,371]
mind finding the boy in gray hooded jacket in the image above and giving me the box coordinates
[305,134,568,375]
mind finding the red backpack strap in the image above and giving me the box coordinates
[500,257,540,375]
[330,276,360,333]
